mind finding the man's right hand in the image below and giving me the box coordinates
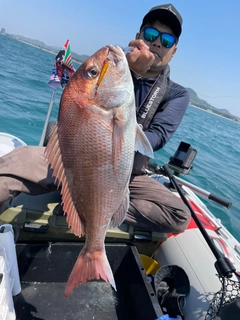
[126,40,155,76]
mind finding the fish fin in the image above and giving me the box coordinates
[109,187,129,228]
[135,124,154,158]
[65,247,116,297]
[45,123,85,238]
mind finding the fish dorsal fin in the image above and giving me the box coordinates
[109,187,129,229]
[45,123,85,237]
[135,124,154,158]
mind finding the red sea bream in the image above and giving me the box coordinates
[45,45,153,296]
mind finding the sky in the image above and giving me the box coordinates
[1,0,240,117]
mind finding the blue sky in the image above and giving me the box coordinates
[1,0,240,117]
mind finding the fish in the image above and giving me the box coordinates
[45,44,154,297]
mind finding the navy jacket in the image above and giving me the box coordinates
[132,75,189,152]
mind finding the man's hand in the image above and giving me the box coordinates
[126,40,155,76]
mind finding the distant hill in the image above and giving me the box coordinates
[186,88,240,122]
[9,34,89,63]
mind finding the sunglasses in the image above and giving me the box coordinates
[142,27,176,48]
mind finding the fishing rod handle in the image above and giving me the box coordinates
[209,193,232,209]
[163,165,232,209]
[163,164,174,179]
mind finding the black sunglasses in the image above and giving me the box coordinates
[142,27,176,48]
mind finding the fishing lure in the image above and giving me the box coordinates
[95,58,110,95]
[94,46,134,95]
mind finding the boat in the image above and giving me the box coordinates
[0,132,27,157]
[0,131,239,320]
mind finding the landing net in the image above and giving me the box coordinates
[205,275,240,319]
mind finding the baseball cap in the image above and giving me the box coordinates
[140,4,183,39]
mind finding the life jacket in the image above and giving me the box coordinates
[132,67,173,175]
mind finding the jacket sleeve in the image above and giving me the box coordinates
[144,83,189,152]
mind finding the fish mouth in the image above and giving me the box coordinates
[106,44,124,56]
[105,45,125,63]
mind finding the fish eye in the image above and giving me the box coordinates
[86,67,99,79]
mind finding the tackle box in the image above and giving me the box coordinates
[13,242,163,320]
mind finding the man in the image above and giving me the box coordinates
[125,4,191,232]
[0,4,190,233]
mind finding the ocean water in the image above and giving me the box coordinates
[1,34,239,242]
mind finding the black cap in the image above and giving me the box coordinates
[140,4,183,39]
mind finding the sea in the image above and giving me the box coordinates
[0,34,239,242]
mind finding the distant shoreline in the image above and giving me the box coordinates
[3,33,57,54]
[189,105,240,123]
[2,33,81,64]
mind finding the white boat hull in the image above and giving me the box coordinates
[0,132,26,157]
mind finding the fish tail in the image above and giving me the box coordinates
[65,248,116,297]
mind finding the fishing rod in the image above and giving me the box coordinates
[174,175,232,209]
[39,40,76,147]
[39,90,56,146]
[163,164,236,279]
[148,140,233,210]
[147,159,232,209]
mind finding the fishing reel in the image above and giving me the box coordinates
[147,141,197,177]
[168,141,197,176]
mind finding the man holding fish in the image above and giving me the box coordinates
[0,4,190,293]
[124,4,191,233]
